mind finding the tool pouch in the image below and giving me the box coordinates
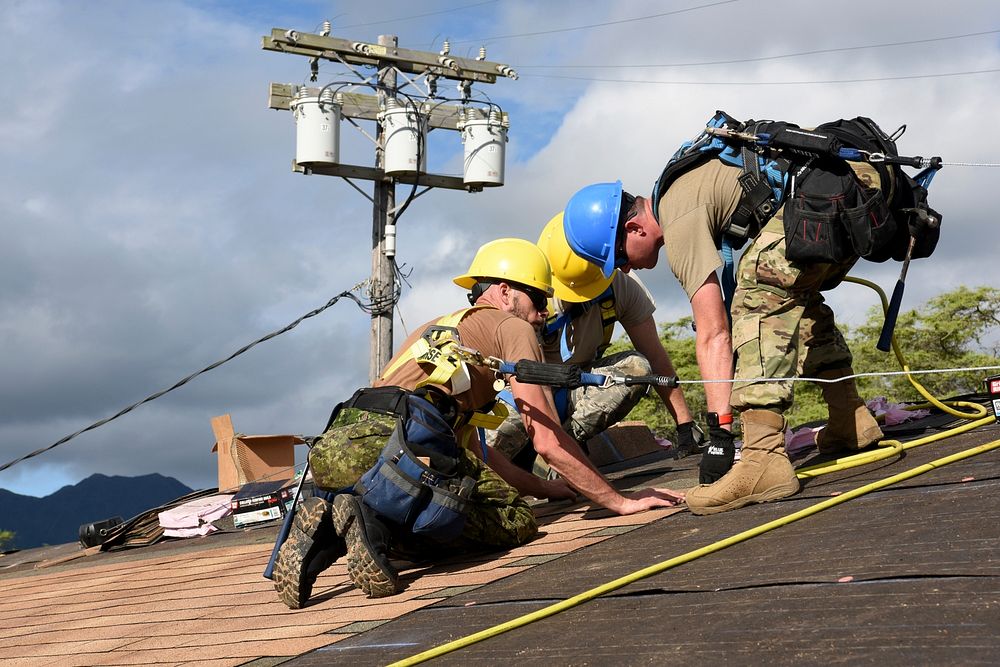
[784,158,895,263]
[355,395,474,542]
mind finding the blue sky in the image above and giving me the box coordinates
[2,0,998,498]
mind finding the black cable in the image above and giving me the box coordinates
[452,0,738,44]
[333,0,497,30]
[513,28,1000,70]
[523,67,1000,86]
[0,287,373,474]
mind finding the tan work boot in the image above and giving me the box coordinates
[814,368,883,455]
[686,409,800,515]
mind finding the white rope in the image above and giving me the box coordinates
[680,363,1000,385]
[939,161,1000,167]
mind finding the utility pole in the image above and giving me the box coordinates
[263,25,517,382]
[371,35,396,382]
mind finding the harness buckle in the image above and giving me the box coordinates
[422,325,461,345]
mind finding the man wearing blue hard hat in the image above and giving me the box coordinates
[563,180,739,495]
[561,112,941,516]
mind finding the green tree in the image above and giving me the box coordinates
[0,530,14,551]
[849,285,1000,401]
[607,285,1000,437]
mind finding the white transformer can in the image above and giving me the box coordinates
[291,89,340,165]
[381,102,426,175]
[460,108,507,188]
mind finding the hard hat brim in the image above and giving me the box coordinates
[551,270,613,303]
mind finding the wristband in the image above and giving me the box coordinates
[706,412,734,427]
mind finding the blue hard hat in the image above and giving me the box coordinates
[562,181,623,278]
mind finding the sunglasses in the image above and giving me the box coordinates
[517,284,549,311]
[614,191,637,268]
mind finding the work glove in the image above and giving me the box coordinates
[674,421,707,459]
[698,426,735,485]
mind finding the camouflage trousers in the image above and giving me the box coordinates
[308,404,537,550]
[730,213,857,412]
[489,350,651,460]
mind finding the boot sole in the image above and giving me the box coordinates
[273,526,313,609]
[273,496,336,609]
[687,480,800,516]
[332,495,400,598]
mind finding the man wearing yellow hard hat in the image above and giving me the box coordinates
[490,213,706,473]
[274,237,684,607]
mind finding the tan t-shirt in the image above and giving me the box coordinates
[658,159,743,301]
[375,306,542,414]
[541,271,655,366]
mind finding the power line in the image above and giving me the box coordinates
[453,0,739,44]
[334,0,498,30]
[514,28,1000,69]
[523,67,1000,86]
[0,283,376,475]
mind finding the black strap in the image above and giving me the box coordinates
[322,386,411,433]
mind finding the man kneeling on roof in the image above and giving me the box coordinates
[273,238,685,607]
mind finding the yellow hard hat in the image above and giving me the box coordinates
[538,212,614,303]
[453,238,554,295]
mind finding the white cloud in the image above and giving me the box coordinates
[2,0,998,496]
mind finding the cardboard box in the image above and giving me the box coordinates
[210,414,306,493]
[586,421,664,467]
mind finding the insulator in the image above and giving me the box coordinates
[496,64,518,80]
[440,40,450,55]
[284,30,300,43]
[477,46,487,61]
[384,224,396,258]
[439,55,459,71]
[353,42,373,56]
[319,88,336,108]
[320,21,331,36]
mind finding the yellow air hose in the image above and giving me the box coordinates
[390,277,997,666]
[796,277,988,479]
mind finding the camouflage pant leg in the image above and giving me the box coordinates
[730,213,856,412]
[308,408,396,491]
[450,445,538,550]
[565,351,651,443]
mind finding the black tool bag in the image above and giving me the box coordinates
[783,156,896,264]
[815,117,940,263]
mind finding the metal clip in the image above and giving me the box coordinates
[705,126,760,143]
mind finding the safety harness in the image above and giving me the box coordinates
[380,305,509,430]
[543,285,618,363]
[650,111,942,311]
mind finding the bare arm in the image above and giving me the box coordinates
[512,377,683,514]
[690,273,733,425]
[623,315,693,425]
